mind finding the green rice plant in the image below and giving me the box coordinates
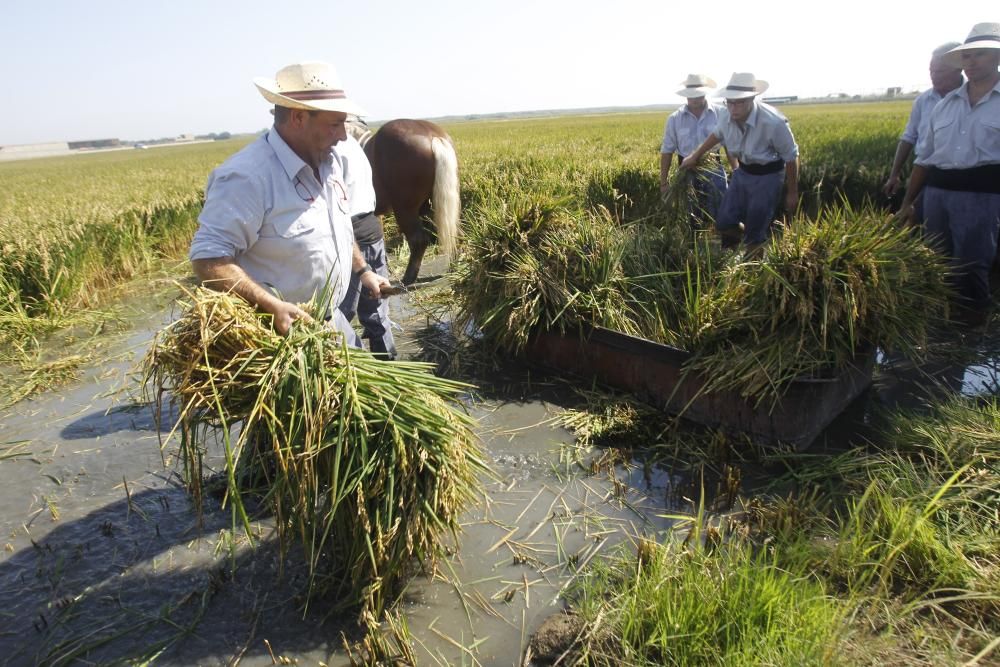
[141,287,490,621]
[567,538,845,666]
[585,165,661,223]
[754,396,1000,655]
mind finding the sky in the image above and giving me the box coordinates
[1,1,995,145]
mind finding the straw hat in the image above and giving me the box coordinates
[254,61,367,116]
[717,72,769,99]
[676,74,716,98]
[942,22,1000,68]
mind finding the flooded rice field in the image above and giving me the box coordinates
[2,266,998,666]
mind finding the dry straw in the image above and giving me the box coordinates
[142,286,489,621]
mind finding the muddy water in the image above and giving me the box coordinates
[2,265,998,666]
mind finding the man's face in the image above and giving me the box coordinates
[929,57,963,94]
[958,48,1000,83]
[301,110,348,155]
[725,96,753,123]
[686,95,707,113]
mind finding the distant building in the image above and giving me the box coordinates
[886,86,902,97]
[762,96,798,105]
[68,138,120,150]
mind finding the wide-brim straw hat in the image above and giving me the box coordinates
[254,61,367,116]
[942,22,1000,68]
[676,74,716,98]
[717,72,769,99]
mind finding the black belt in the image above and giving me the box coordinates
[351,211,375,222]
[739,160,784,175]
[927,165,1000,194]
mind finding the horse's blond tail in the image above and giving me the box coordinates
[431,137,460,259]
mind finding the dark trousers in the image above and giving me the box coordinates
[338,238,397,358]
[924,186,1000,310]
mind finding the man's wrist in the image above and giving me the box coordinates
[354,263,374,279]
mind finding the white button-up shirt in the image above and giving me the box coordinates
[660,103,724,157]
[190,128,355,309]
[915,79,1000,169]
[900,88,945,145]
[713,100,799,165]
[334,135,376,216]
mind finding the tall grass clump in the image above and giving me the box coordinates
[739,396,1000,661]
[568,538,844,666]
[142,287,489,621]
[819,397,1000,602]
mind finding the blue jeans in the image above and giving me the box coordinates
[923,186,1000,310]
[338,238,397,359]
[716,168,785,245]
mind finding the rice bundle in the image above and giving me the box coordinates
[142,287,488,621]
[450,200,640,353]
[683,208,952,405]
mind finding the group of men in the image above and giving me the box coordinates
[660,21,1000,318]
[188,20,999,353]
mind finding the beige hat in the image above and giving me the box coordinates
[676,74,716,98]
[942,23,1000,68]
[253,61,367,116]
[717,72,769,99]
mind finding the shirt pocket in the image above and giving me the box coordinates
[261,203,329,240]
[973,115,1000,159]
[928,114,958,151]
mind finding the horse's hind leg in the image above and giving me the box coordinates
[398,209,428,285]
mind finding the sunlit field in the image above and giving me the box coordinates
[0,101,910,346]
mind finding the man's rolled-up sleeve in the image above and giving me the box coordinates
[775,121,799,163]
[189,171,264,261]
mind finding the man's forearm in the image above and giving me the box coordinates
[900,164,928,209]
[660,153,673,188]
[889,141,914,179]
[351,243,367,273]
[192,257,283,312]
[785,158,799,193]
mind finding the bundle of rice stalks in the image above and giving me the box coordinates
[142,287,489,621]
[660,160,725,231]
[682,207,952,405]
[450,199,640,353]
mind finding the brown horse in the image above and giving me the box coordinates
[347,118,460,285]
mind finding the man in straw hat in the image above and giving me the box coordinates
[660,74,737,224]
[882,42,964,213]
[899,22,1000,319]
[189,61,390,338]
[680,72,799,249]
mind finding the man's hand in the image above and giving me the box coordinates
[894,202,916,227]
[679,155,699,171]
[882,175,901,197]
[265,300,313,336]
[361,270,391,300]
[784,190,799,222]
